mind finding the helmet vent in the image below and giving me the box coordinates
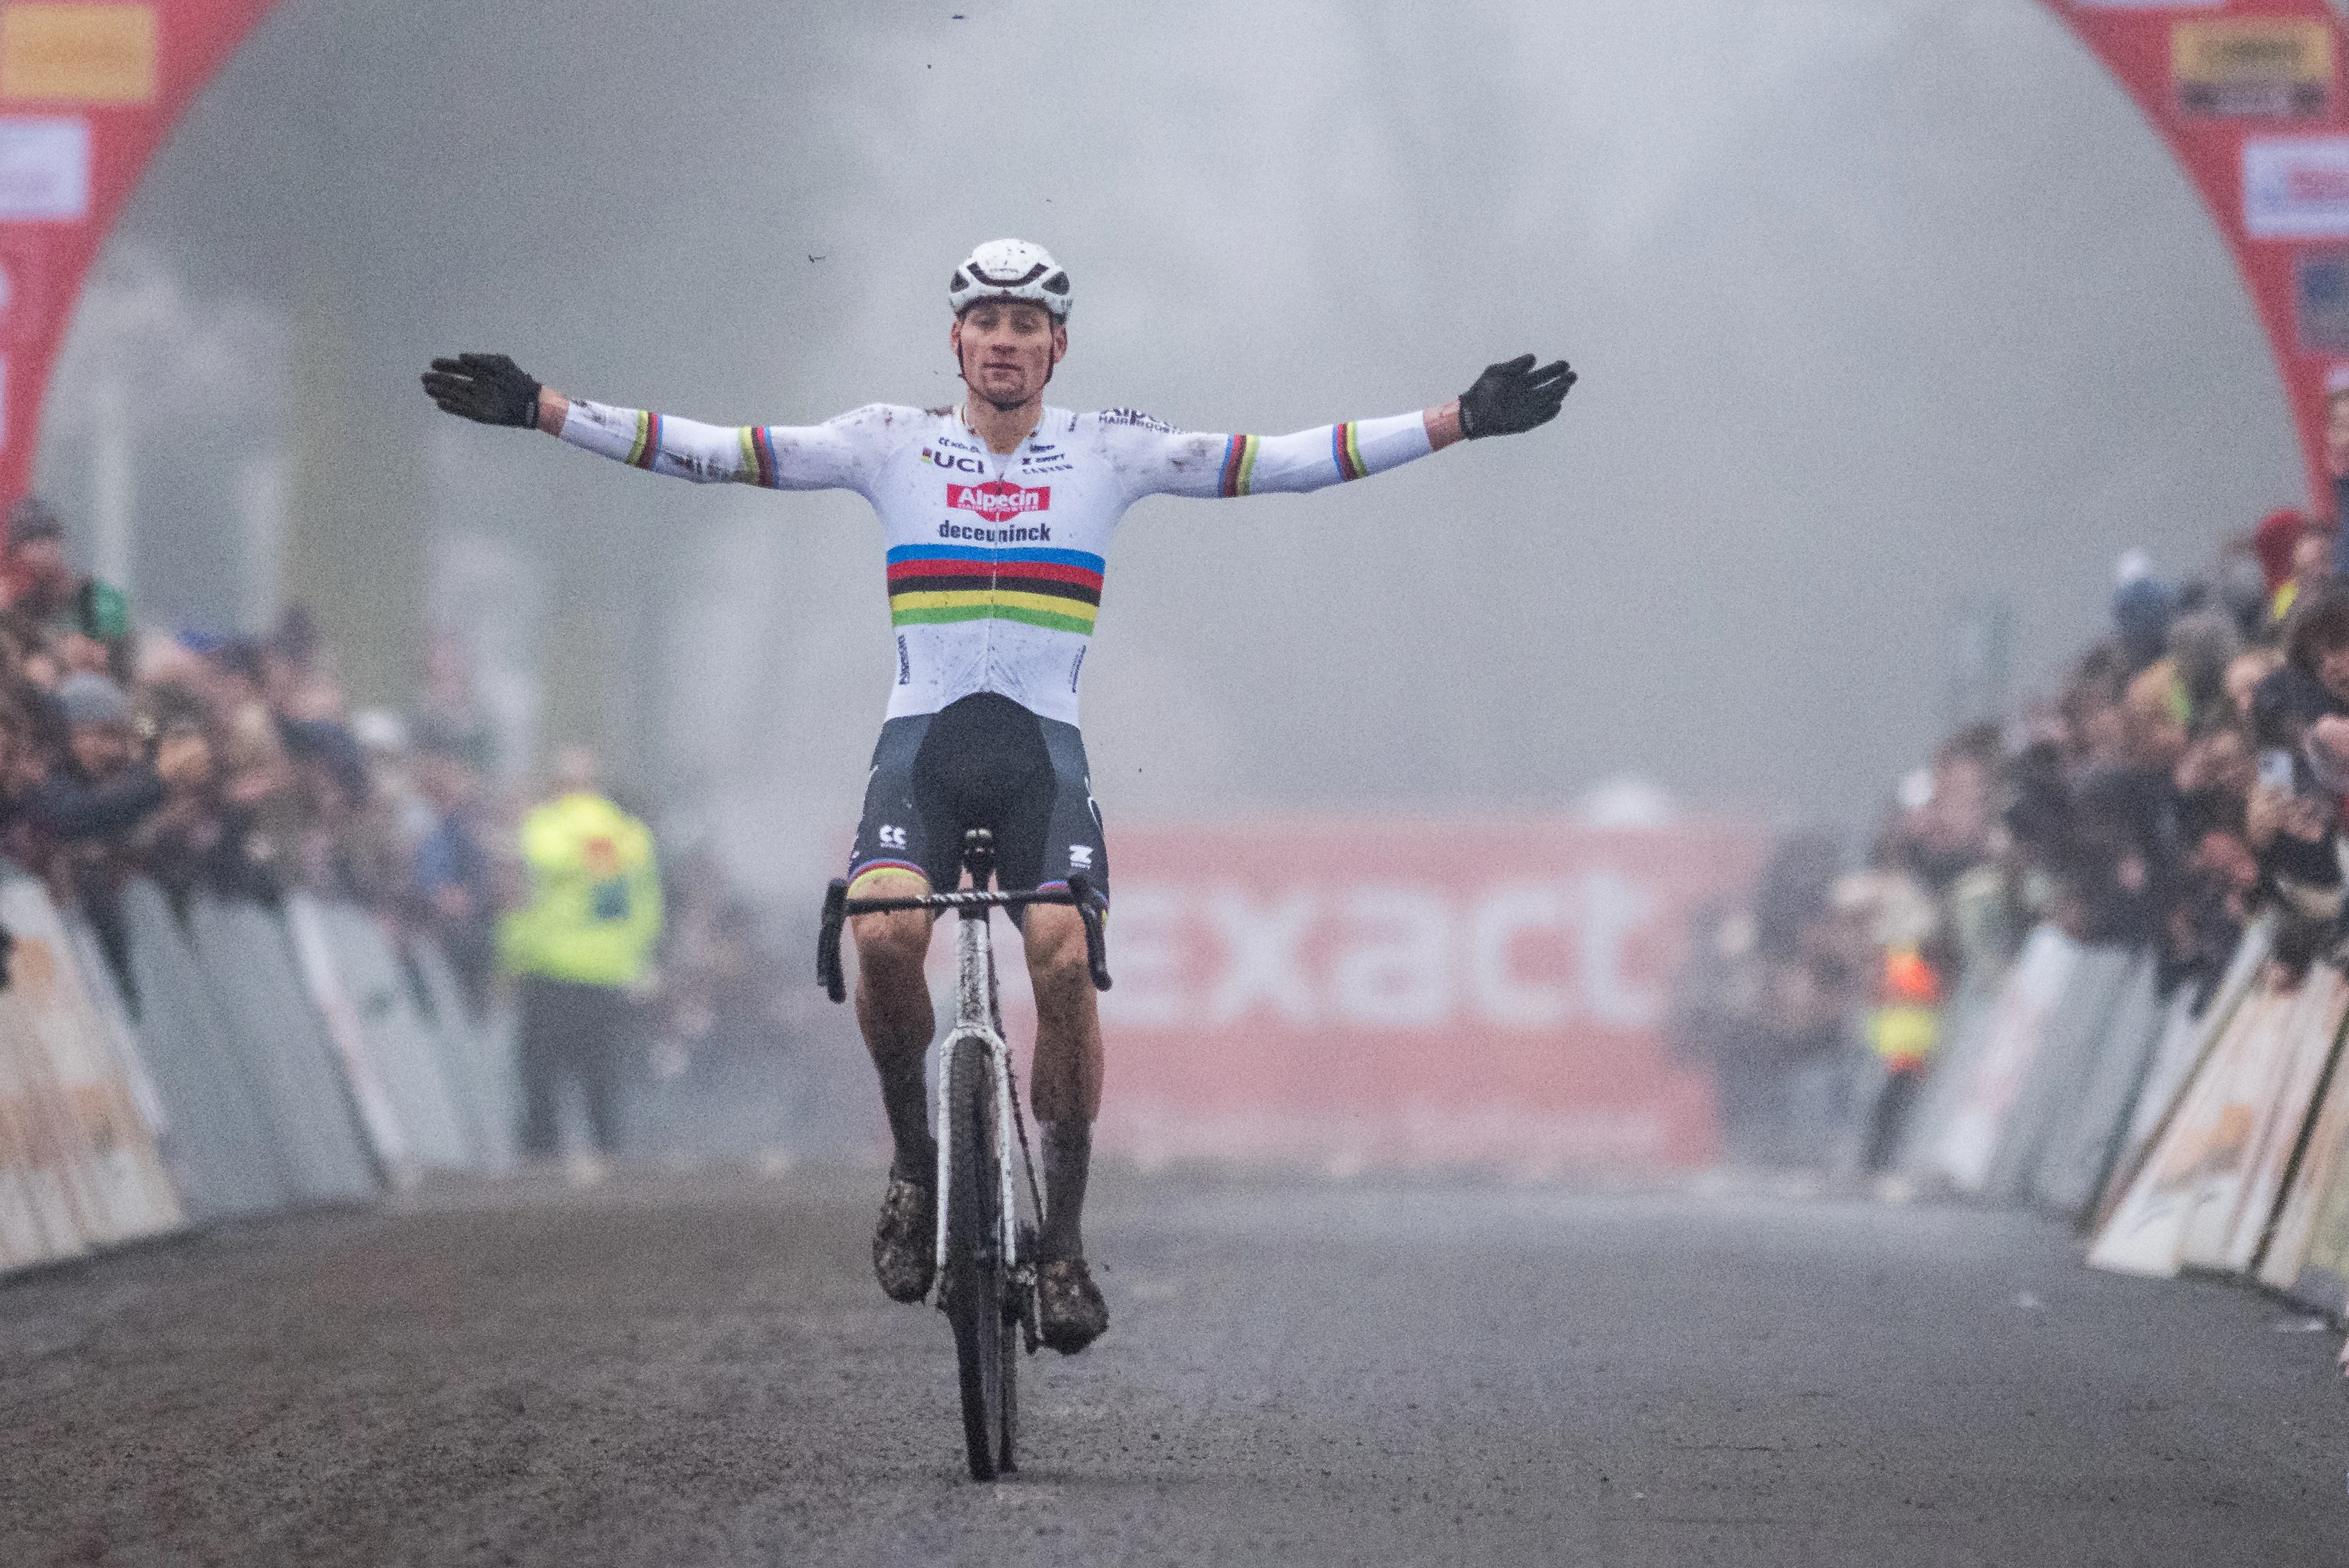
[969,261,1050,287]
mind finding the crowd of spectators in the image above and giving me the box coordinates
[0,494,766,1089]
[1677,391,2349,1170]
[0,494,507,1017]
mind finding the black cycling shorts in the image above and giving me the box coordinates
[846,692,1108,907]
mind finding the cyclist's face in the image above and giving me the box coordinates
[952,301,1066,407]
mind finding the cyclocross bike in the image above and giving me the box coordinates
[817,827,1111,1480]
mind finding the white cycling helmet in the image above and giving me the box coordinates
[948,238,1072,320]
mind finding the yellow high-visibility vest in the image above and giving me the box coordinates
[499,792,663,987]
[1869,945,1940,1068]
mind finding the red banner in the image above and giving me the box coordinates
[2049,0,2349,511]
[0,1,283,503]
[969,818,1763,1173]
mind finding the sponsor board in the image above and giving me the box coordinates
[2245,137,2349,239]
[2173,19,2331,120]
[957,817,1762,1172]
[2087,969,2315,1279]
[0,875,179,1263]
[2295,249,2349,350]
[2201,967,2349,1273]
[0,116,84,219]
[0,5,157,104]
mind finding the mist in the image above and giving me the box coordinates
[32,0,2299,900]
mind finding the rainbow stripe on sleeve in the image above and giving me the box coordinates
[885,544,1104,636]
[1332,421,1366,482]
[625,410,665,469]
[736,424,779,487]
[1218,434,1260,497]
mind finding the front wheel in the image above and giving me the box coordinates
[942,1037,1016,1479]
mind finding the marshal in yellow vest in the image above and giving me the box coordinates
[500,792,663,987]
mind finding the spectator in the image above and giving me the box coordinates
[1863,943,1939,1173]
[28,671,207,997]
[2255,508,2305,637]
[2110,563,2176,676]
[500,746,663,1175]
[412,632,497,777]
[0,498,128,680]
[2224,646,2284,725]
[411,748,497,1015]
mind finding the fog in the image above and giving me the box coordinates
[31,0,2300,899]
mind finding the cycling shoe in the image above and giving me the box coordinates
[872,1174,936,1302]
[1036,1257,1109,1353]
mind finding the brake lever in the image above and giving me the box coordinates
[817,879,848,1003]
[1066,873,1111,992]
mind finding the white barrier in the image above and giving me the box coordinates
[1894,952,2005,1177]
[408,937,514,1170]
[2088,962,2349,1281]
[0,866,533,1277]
[290,896,474,1175]
[1930,926,2081,1192]
[186,895,380,1205]
[0,994,85,1267]
[114,879,295,1220]
[2262,1038,2349,1309]
[281,892,411,1181]
[2091,916,2275,1236]
[2211,967,2349,1275]
[2091,985,2289,1277]
[1980,942,2139,1207]
[2031,950,2165,1220]
[2178,971,2345,1273]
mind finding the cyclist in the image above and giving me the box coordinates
[422,238,1574,1353]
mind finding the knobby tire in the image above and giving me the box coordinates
[944,1038,1016,1479]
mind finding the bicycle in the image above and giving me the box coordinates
[818,827,1111,1480]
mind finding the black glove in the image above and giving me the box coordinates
[1457,354,1575,439]
[421,352,542,428]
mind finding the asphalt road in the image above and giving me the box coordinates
[4,1165,2345,1567]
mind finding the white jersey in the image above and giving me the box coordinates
[556,397,1436,726]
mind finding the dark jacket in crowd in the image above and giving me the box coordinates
[28,759,163,842]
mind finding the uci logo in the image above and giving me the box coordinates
[878,824,909,850]
[922,448,987,475]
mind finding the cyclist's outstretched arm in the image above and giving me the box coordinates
[421,352,872,492]
[1111,354,1573,500]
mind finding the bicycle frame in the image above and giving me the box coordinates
[815,844,1111,1302]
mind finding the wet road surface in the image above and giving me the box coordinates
[4,1164,2344,1566]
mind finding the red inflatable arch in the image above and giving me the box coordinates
[0,0,280,505]
[2048,0,2349,511]
[0,1,2341,515]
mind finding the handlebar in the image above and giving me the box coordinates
[817,876,1111,1003]
[1066,874,1110,996]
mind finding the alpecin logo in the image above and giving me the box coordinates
[947,481,1051,523]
